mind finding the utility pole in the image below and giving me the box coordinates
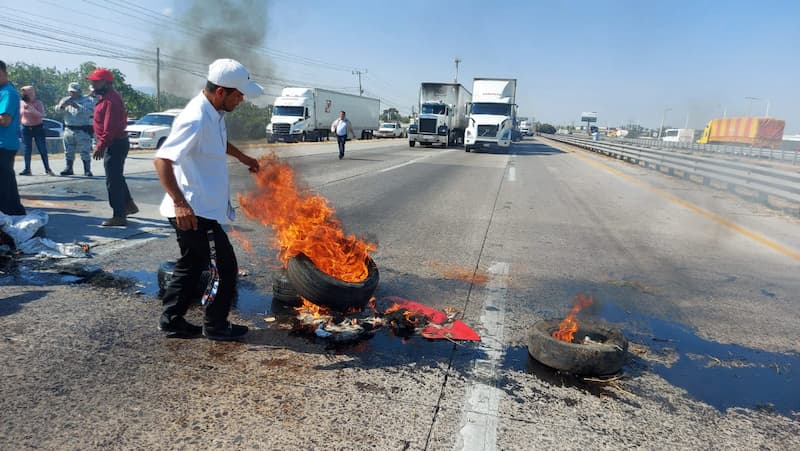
[454,56,462,83]
[657,107,671,139]
[156,47,161,110]
[353,69,366,96]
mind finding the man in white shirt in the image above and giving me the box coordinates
[153,58,262,341]
[330,110,355,159]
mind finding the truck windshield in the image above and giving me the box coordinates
[137,114,175,126]
[273,106,305,117]
[421,104,447,115]
[470,103,512,116]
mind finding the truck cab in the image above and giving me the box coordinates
[266,88,315,143]
[464,78,517,152]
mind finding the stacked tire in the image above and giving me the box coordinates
[272,269,301,307]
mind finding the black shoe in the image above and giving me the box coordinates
[338,153,344,160]
[125,201,139,216]
[159,317,202,338]
[60,168,74,176]
[84,171,93,177]
[100,217,127,227]
[19,169,31,176]
[203,323,249,341]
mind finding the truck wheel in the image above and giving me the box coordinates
[409,141,416,147]
[465,146,471,152]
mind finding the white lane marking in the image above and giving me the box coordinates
[377,149,457,173]
[457,261,510,451]
[507,167,516,182]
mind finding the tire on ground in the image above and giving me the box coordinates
[527,319,628,376]
[272,269,301,306]
[286,253,379,311]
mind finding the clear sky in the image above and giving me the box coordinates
[3,0,799,132]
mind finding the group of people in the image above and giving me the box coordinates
[2,58,267,341]
[0,61,136,226]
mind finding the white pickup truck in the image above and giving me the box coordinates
[126,109,182,149]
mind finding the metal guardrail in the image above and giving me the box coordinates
[619,136,800,165]
[542,134,800,207]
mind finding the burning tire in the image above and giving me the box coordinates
[272,269,301,307]
[286,253,379,311]
[156,261,211,299]
[527,319,628,376]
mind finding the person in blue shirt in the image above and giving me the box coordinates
[0,60,26,216]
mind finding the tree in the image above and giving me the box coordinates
[225,101,271,141]
[537,123,557,134]
[380,107,401,122]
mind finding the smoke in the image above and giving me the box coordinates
[153,0,271,99]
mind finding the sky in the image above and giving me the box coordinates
[3,0,799,132]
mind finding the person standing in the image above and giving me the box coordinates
[0,60,26,216]
[86,68,137,227]
[57,82,95,176]
[154,58,262,341]
[18,85,54,176]
[330,110,355,159]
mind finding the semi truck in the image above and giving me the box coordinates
[696,117,785,149]
[464,78,518,152]
[407,82,472,148]
[266,88,380,143]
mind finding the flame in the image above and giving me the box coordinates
[294,297,330,318]
[552,294,594,343]
[238,153,376,282]
[229,227,253,254]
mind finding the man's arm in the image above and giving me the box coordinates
[226,142,259,173]
[0,113,11,127]
[153,157,197,231]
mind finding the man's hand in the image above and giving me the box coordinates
[92,147,105,160]
[174,201,198,231]
[240,155,259,173]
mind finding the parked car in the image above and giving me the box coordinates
[127,118,138,126]
[42,118,64,138]
[126,109,182,149]
[376,122,404,138]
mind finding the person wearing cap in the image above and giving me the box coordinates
[154,58,262,341]
[57,82,95,176]
[86,67,138,227]
[0,60,26,216]
[19,85,54,176]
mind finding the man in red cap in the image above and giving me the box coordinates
[86,68,138,227]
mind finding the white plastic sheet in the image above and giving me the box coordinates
[0,210,88,258]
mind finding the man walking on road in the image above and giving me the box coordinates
[57,82,95,176]
[87,68,137,227]
[154,58,262,341]
[331,110,354,159]
[0,60,26,216]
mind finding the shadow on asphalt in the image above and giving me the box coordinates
[0,290,51,316]
[467,140,564,156]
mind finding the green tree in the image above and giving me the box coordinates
[225,101,271,141]
[537,123,557,134]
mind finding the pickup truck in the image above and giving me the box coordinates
[375,122,404,138]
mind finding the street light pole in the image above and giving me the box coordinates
[765,99,770,117]
[657,107,671,139]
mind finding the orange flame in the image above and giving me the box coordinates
[552,294,594,343]
[294,297,330,318]
[229,227,253,254]
[238,153,376,282]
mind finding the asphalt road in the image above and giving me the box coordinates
[2,137,799,449]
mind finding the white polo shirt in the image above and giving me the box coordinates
[155,92,234,223]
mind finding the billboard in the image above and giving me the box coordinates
[581,112,598,123]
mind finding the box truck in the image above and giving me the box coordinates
[696,117,785,149]
[266,88,380,143]
[408,82,472,148]
[464,78,518,152]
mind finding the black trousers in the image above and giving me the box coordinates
[337,134,347,157]
[104,137,133,217]
[0,150,25,216]
[160,217,238,328]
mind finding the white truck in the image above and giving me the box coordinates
[266,87,380,143]
[661,128,695,143]
[408,82,472,148]
[464,78,518,152]
[125,109,182,149]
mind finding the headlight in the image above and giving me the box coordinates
[143,131,156,137]
[437,125,448,136]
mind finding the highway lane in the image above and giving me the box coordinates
[3,137,799,449]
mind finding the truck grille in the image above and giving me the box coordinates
[273,123,290,135]
[419,118,437,134]
[127,131,141,139]
[477,125,498,137]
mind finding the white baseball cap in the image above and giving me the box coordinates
[207,58,263,98]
